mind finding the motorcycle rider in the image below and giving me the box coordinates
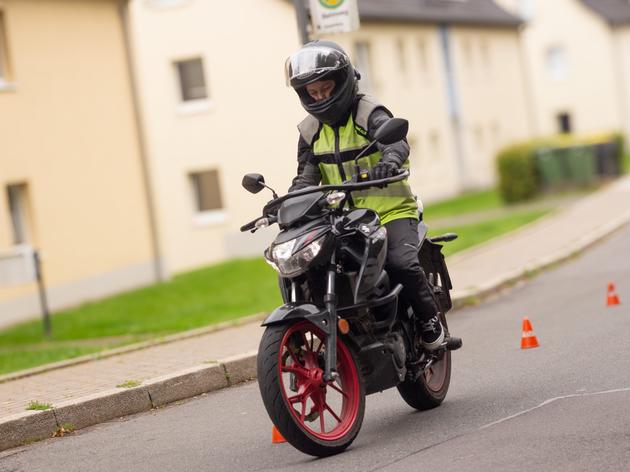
[286,40,446,350]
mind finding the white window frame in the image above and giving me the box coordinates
[354,41,375,94]
[174,57,210,113]
[546,46,569,81]
[0,10,16,92]
[189,169,226,227]
[6,183,31,245]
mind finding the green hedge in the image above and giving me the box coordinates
[497,144,539,203]
[495,132,625,203]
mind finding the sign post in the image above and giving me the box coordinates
[293,0,311,45]
[33,250,52,337]
[0,245,51,337]
[309,0,360,35]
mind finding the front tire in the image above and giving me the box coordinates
[257,320,365,457]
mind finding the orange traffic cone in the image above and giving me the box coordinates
[606,282,621,307]
[521,317,539,349]
[271,425,286,444]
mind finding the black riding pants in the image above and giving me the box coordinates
[384,218,438,323]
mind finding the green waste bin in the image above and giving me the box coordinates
[535,148,566,188]
[565,145,596,185]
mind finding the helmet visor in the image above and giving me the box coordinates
[285,46,349,87]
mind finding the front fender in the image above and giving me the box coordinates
[262,303,331,335]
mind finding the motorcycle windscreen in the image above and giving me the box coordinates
[277,191,324,228]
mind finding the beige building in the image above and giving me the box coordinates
[496,0,630,141]
[0,0,158,327]
[129,0,531,275]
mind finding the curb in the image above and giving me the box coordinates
[450,208,630,307]
[2,213,629,452]
[0,351,257,452]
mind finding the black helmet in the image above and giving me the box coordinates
[285,40,359,125]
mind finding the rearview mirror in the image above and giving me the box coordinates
[242,173,266,194]
[373,118,409,145]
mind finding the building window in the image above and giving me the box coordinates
[396,38,407,74]
[557,112,572,134]
[418,38,429,73]
[480,37,491,68]
[0,11,11,86]
[518,0,535,20]
[6,183,31,245]
[190,170,223,213]
[429,131,441,158]
[175,58,208,102]
[473,125,484,150]
[354,42,374,93]
[461,37,473,69]
[546,46,568,81]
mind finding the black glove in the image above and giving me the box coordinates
[370,161,399,180]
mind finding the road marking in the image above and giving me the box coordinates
[368,386,630,471]
[480,386,630,430]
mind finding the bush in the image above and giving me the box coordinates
[496,131,625,203]
[496,144,538,203]
[611,133,626,172]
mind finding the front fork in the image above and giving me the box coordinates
[323,260,339,383]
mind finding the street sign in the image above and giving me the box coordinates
[0,244,35,285]
[309,0,360,35]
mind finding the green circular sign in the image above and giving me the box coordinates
[319,0,345,9]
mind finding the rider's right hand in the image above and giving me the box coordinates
[369,161,398,180]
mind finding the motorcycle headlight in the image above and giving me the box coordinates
[267,235,326,277]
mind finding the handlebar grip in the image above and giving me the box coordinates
[240,220,257,232]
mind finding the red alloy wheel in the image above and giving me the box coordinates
[277,321,360,441]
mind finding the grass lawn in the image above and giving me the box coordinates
[430,209,550,257]
[0,190,550,375]
[0,259,281,375]
[423,189,502,219]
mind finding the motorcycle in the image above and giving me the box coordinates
[240,118,461,457]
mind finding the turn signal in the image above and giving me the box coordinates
[337,318,350,334]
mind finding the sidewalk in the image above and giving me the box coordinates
[2,175,630,451]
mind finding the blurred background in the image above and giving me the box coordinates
[0,0,628,372]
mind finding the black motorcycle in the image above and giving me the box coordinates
[241,118,461,457]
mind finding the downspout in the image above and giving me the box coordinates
[516,23,539,137]
[438,24,470,190]
[117,0,168,282]
[610,26,630,142]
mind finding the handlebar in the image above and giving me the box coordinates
[268,169,409,209]
[240,169,409,232]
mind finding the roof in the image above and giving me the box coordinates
[580,0,630,26]
[355,0,523,28]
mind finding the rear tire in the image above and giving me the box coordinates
[397,311,451,410]
[257,320,365,457]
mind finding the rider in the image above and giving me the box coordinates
[286,40,445,351]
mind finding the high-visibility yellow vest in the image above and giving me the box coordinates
[298,97,418,225]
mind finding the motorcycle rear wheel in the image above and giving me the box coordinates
[397,312,451,410]
[257,320,365,457]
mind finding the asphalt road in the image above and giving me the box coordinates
[2,224,630,472]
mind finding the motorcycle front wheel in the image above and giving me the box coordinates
[257,320,365,457]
